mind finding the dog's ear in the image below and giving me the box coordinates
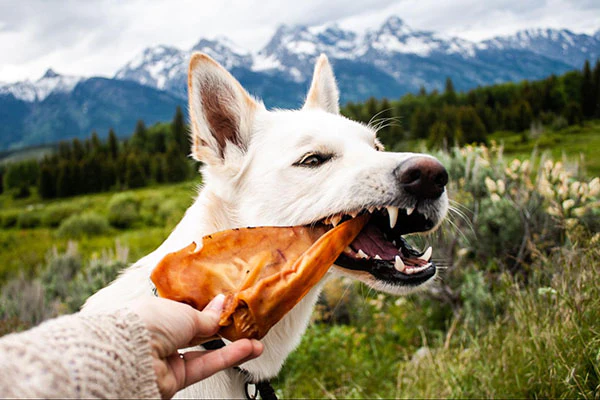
[303,54,340,114]
[188,53,259,163]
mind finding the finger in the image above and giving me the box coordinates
[181,339,264,388]
[186,294,226,339]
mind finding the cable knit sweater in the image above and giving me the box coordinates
[0,309,160,398]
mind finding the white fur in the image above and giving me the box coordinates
[83,53,448,398]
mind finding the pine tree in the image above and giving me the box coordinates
[130,120,148,151]
[72,138,85,161]
[164,144,189,183]
[593,59,600,117]
[458,106,487,144]
[90,131,102,154]
[514,100,534,132]
[581,60,595,118]
[172,106,188,155]
[364,97,379,124]
[108,128,119,159]
[38,164,56,199]
[443,77,457,105]
[56,163,71,198]
[125,154,147,189]
[57,141,72,159]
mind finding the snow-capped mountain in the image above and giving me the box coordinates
[114,16,597,102]
[1,15,598,151]
[0,69,83,102]
[480,28,600,68]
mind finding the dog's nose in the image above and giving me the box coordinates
[396,156,448,200]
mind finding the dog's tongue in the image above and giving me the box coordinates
[151,215,368,340]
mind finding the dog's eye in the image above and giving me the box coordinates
[294,153,332,168]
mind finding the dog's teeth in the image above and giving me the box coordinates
[405,263,431,275]
[357,249,368,259]
[406,206,415,216]
[367,206,375,214]
[331,214,342,227]
[394,255,405,272]
[374,254,382,260]
[349,210,358,218]
[392,240,397,246]
[419,246,433,262]
[387,206,399,229]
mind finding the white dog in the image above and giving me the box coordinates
[84,53,449,398]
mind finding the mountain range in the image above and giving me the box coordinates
[1,16,599,151]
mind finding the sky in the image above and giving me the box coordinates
[0,0,599,83]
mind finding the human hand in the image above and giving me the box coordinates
[130,295,263,399]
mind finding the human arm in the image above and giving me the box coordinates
[0,295,262,399]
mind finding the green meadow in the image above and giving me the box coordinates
[1,131,598,397]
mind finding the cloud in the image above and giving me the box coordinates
[0,0,598,82]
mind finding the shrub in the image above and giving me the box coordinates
[0,274,48,327]
[40,204,78,227]
[0,210,19,228]
[56,212,110,238]
[16,210,43,229]
[107,193,140,229]
[67,246,127,312]
[40,242,81,301]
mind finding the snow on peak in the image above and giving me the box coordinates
[379,16,411,36]
[190,37,252,69]
[0,69,82,102]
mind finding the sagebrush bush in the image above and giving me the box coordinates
[40,203,78,227]
[56,212,110,238]
[107,193,140,228]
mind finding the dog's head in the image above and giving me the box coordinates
[188,53,448,295]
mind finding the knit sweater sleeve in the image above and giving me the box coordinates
[0,309,160,398]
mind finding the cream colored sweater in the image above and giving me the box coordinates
[0,309,160,398]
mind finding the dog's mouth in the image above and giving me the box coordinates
[314,206,437,286]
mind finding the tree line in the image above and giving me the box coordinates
[1,107,195,199]
[342,59,600,150]
[1,59,599,198]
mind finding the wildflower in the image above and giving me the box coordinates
[562,199,575,211]
[485,176,497,193]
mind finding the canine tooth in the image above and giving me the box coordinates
[367,206,375,214]
[357,249,368,259]
[387,206,399,229]
[349,210,358,218]
[394,255,405,272]
[419,246,433,262]
[406,206,415,216]
[374,254,382,260]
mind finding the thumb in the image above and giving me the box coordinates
[186,294,226,344]
[203,294,225,318]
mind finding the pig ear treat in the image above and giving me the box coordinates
[150,215,368,341]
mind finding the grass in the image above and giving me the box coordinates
[0,180,200,284]
[490,120,600,176]
[275,244,600,398]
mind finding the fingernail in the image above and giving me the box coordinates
[205,294,225,314]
